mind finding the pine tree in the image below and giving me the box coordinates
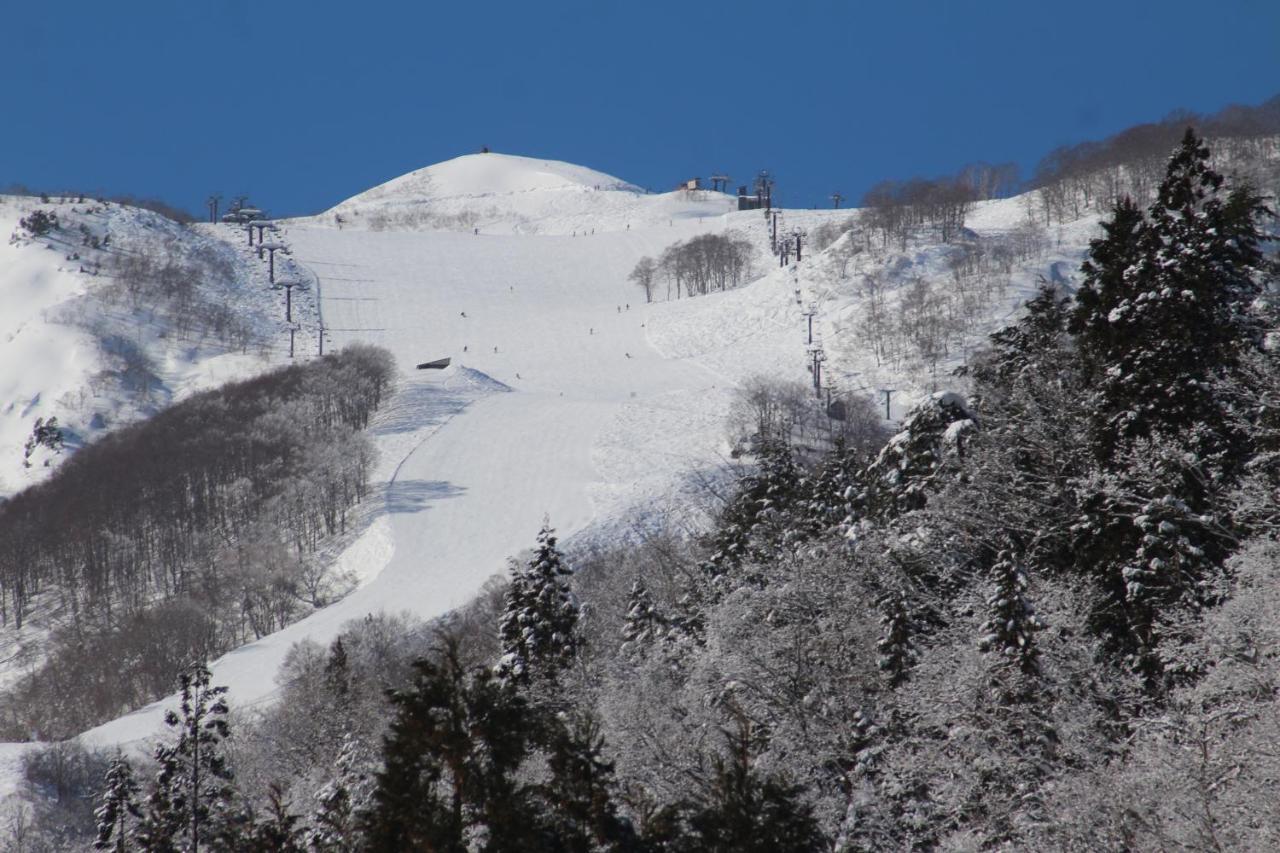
[682,721,827,853]
[496,523,581,685]
[978,548,1042,678]
[323,636,351,700]
[1123,489,1222,679]
[307,733,372,853]
[704,438,805,582]
[539,713,636,851]
[134,662,235,853]
[95,754,142,852]
[859,392,976,521]
[876,591,917,688]
[977,282,1072,386]
[246,783,306,852]
[364,640,538,851]
[620,579,666,660]
[1070,443,1230,686]
[1072,128,1272,464]
[802,436,863,534]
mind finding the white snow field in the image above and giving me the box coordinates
[1,154,1105,791]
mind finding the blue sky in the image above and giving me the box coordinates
[4,0,1277,217]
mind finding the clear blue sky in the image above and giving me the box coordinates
[5,0,1277,218]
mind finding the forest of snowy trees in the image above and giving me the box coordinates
[7,127,1274,850]
[0,346,395,741]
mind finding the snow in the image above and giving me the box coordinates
[0,155,1117,766]
[0,197,289,500]
[0,208,92,495]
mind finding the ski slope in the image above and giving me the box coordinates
[77,167,764,747]
[0,154,1101,769]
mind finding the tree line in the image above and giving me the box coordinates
[860,172,990,247]
[1030,95,1280,224]
[0,345,395,739]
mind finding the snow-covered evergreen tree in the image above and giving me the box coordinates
[802,437,863,534]
[876,591,917,688]
[1072,128,1272,465]
[681,721,827,852]
[134,662,236,852]
[860,392,976,521]
[974,282,1072,386]
[704,438,806,582]
[94,754,141,852]
[540,713,635,849]
[247,783,306,852]
[307,732,374,853]
[620,579,666,660]
[1123,490,1223,676]
[978,548,1042,677]
[365,642,537,851]
[496,523,581,685]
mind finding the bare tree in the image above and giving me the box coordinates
[629,256,658,303]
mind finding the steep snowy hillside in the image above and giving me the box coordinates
[306,152,735,235]
[0,196,301,499]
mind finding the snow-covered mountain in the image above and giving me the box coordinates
[305,152,734,235]
[9,146,1234,800]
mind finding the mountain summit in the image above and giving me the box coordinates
[310,152,731,235]
[340,152,640,204]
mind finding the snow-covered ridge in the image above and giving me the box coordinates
[0,196,300,499]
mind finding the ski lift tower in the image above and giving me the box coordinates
[792,226,807,263]
[802,303,817,344]
[257,242,290,283]
[806,344,827,398]
[253,221,279,244]
[273,279,308,323]
[708,173,732,193]
[755,170,774,211]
